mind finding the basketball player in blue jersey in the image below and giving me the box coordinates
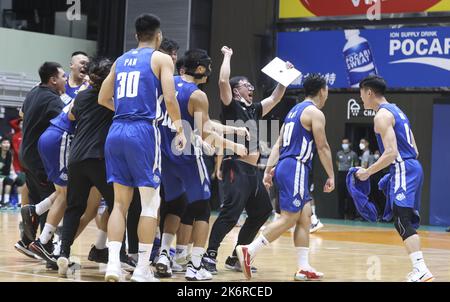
[155,49,248,281]
[61,51,90,104]
[236,74,335,281]
[356,75,433,282]
[98,13,186,282]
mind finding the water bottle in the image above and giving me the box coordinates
[343,29,378,88]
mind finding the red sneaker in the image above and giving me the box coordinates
[236,245,252,280]
[294,268,324,281]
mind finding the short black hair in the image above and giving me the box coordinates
[183,49,211,74]
[135,13,161,42]
[359,75,386,96]
[176,56,185,74]
[230,76,249,90]
[39,62,63,84]
[159,38,179,54]
[71,51,88,58]
[87,57,113,90]
[303,73,326,97]
[0,137,11,144]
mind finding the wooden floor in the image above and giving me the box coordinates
[1,210,449,282]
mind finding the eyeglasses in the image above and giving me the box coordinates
[236,83,255,91]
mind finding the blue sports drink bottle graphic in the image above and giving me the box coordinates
[343,29,378,88]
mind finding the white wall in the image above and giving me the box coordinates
[0,27,97,79]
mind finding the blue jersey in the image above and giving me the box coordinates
[160,76,198,163]
[61,77,89,105]
[113,48,163,122]
[375,103,417,163]
[50,101,76,134]
[279,100,316,169]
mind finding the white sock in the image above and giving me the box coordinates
[187,243,193,256]
[4,194,10,203]
[107,241,122,266]
[311,214,318,225]
[137,243,152,269]
[296,247,310,269]
[35,197,53,216]
[18,194,22,205]
[311,205,316,216]
[192,247,205,268]
[95,230,107,249]
[161,233,175,254]
[39,223,56,244]
[247,234,269,256]
[155,229,161,240]
[175,245,188,259]
[409,251,427,272]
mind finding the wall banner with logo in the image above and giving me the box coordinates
[277,26,450,88]
[279,0,450,19]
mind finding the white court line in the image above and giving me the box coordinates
[0,269,89,282]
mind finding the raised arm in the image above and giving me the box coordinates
[260,62,293,117]
[218,46,233,106]
[98,62,116,111]
[311,108,335,192]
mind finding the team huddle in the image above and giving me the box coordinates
[14,13,433,282]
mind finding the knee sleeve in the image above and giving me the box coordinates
[165,194,187,218]
[140,187,161,219]
[181,199,210,225]
[393,205,417,241]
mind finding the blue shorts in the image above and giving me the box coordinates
[275,157,312,213]
[389,159,423,210]
[161,154,210,203]
[37,126,71,186]
[105,120,161,188]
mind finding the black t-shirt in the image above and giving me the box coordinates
[69,88,114,166]
[221,99,263,156]
[20,85,64,170]
[0,151,12,176]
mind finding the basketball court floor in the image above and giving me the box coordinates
[0,210,449,282]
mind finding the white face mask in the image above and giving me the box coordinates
[342,144,349,150]
[359,143,366,150]
[374,154,380,160]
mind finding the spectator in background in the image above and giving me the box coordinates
[9,118,23,172]
[359,138,375,168]
[0,138,24,208]
[336,138,359,220]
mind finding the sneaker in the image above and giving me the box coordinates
[88,245,108,264]
[155,250,172,278]
[20,205,38,241]
[57,256,69,277]
[202,255,218,275]
[172,254,188,273]
[225,256,258,273]
[130,266,159,282]
[14,240,41,260]
[105,263,122,282]
[294,267,324,281]
[235,245,252,280]
[310,220,324,234]
[185,261,213,281]
[406,268,434,282]
[29,239,56,264]
[120,254,136,272]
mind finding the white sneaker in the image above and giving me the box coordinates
[406,268,434,282]
[57,256,69,277]
[105,263,122,282]
[185,262,212,281]
[155,250,172,277]
[172,255,188,273]
[310,220,324,233]
[130,266,159,282]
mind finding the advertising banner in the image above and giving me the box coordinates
[277,26,450,88]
